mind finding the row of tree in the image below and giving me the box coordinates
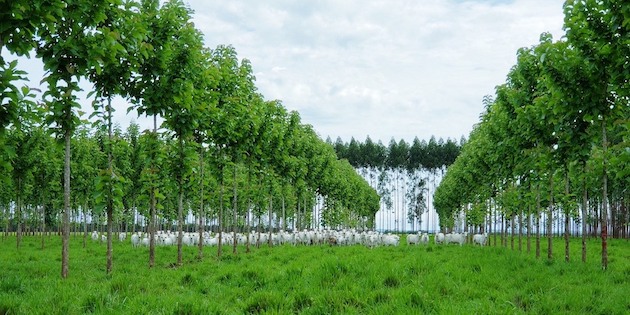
[433,0,629,270]
[1,0,379,277]
[329,136,462,232]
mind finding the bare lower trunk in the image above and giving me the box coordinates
[564,170,570,263]
[536,184,540,258]
[61,128,71,279]
[106,204,113,274]
[582,162,587,262]
[82,202,87,248]
[547,171,554,260]
[41,197,46,250]
[233,163,238,255]
[510,214,515,250]
[268,192,273,247]
[177,179,184,266]
[149,115,157,268]
[16,181,22,250]
[217,169,224,258]
[197,146,204,261]
[601,118,608,270]
[106,101,114,275]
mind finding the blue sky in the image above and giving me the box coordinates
[3,0,566,144]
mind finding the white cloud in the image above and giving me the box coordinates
[2,0,565,144]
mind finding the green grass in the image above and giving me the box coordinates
[1,235,629,314]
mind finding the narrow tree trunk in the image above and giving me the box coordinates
[510,214,515,250]
[82,202,88,248]
[547,170,554,260]
[232,162,238,255]
[282,194,286,231]
[41,191,46,250]
[197,145,204,261]
[526,205,531,254]
[177,172,184,266]
[536,184,540,258]
[245,163,252,254]
[601,118,608,270]
[268,189,273,247]
[149,115,157,268]
[61,126,71,279]
[106,98,114,275]
[16,178,22,250]
[217,164,224,258]
[564,169,570,263]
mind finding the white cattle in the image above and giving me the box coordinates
[381,234,400,246]
[406,233,420,245]
[445,232,467,246]
[131,233,141,247]
[420,233,429,245]
[473,233,488,246]
[434,233,445,244]
[118,232,126,242]
[91,231,99,242]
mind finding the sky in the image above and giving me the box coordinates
[5,0,566,145]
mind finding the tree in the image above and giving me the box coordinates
[37,0,116,279]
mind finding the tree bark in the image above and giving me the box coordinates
[149,115,157,268]
[601,118,608,270]
[536,183,540,258]
[61,125,71,279]
[16,178,22,250]
[564,169,570,263]
[197,145,204,260]
[232,162,238,255]
[547,170,554,260]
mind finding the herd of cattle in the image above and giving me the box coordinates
[92,229,489,248]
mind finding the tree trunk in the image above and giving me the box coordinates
[268,189,273,247]
[232,162,238,255]
[106,98,114,275]
[601,118,608,270]
[61,126,71,279]
[177,171,184,266]
[82,202,88,248]
[41,191,46,250]
[197,145,205,261]
[536,183,540,258]
[564,169,570,263]
[547,169,554,260]
[217,164,224,258]
[245,163,252,254]
[16,178,22,250]
[149,115,157,268]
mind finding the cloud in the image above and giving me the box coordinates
[190,0,565,143]
[2,0,565,144]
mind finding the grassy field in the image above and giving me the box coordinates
[1,235,629,314]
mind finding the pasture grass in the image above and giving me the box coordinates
[0,234,629,314]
